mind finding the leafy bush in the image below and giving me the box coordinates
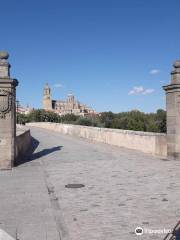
[17,108,166,133]
[61,114,79,123]
[76,117,98,126]
[100,109,166,132]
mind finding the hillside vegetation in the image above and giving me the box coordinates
[17,109,166,133]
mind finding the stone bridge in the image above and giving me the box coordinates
[0,125,180,240]
[1,53,180,239]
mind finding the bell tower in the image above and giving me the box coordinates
[43,83,52,110]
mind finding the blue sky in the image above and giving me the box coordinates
[1,0,180,112]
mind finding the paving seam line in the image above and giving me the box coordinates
[40,160,70,240]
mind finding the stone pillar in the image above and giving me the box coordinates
[0,52,18,169]
[163,61,180,159]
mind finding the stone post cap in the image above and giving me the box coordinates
[169,60,180,85]
[171,60,180,74]
[0,51,9,60]
[173,60,180,68]
[163,60,180,91]
[0,51,11,78]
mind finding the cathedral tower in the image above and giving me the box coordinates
[43,83,52,110]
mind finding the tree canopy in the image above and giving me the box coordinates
[17,109,166,133]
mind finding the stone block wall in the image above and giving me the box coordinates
[16,126,32,163]
[27,122,167,157]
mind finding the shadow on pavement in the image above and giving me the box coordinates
[30,145,63,160]
[16,137,63,166]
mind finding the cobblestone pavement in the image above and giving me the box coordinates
[0,127,180,240]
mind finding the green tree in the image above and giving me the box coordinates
[19,108,166,133]
[76,117,98,126]
[61,114,79,123]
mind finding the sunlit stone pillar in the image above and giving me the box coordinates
[0,52,18,169]
[163,61,180,159]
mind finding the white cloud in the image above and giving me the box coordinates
[149,69,160,75]
[54,83,63,88]
[143,88,155,95]
[128,86,144,95]
[128,86,155,95]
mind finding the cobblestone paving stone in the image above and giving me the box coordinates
[0,126,180,240]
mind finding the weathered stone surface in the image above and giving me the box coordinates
[163,61,180,159]
[0,51,9,60]
[0,126,177,240]
[0,52,18,169]
[173,60,180,68]
[0,51,10,78]
[27,122,167,157]
[15,125,32,164]
[0,66,9,78]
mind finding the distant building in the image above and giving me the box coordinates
[43,83,96,116]
[16,102,33,115]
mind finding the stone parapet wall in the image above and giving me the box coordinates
[16,125,32,163]
[27,122,167,157]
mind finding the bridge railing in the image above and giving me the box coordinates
[27,122,167,157]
